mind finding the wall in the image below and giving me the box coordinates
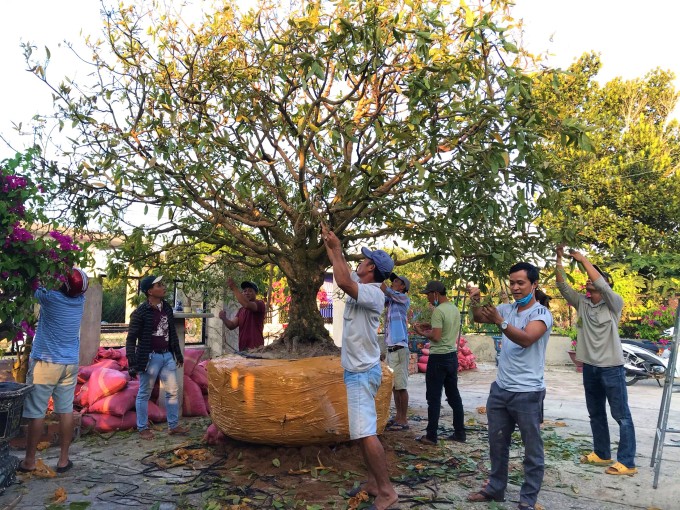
[463,334,574,365]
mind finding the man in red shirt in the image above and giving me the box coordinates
[219,279,266,351]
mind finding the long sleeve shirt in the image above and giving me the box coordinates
[556,271,625,367]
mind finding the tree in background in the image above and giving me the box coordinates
[21,0,586,351]
[534,53,680,258]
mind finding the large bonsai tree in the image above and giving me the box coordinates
[20,0,585,349]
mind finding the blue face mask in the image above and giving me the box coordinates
[433,299,439,307]
[515,291,534,307]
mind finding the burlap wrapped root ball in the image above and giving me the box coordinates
[208,355,393,445]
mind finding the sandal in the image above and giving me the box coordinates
[580,452,613,465]
[467,489,505,503]
[386,423,410,431]
[605,461,637,476]
[415,435,437,445]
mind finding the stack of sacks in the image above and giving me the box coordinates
[182,349,210,417]
[76,347,166,433]
[417,337,477,373]
[417,343,430,373]
[457,337,477,371]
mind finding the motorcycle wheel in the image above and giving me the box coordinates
[624,372,638,386]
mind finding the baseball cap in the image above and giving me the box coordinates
[241,281,259,293]
[361,247,395,278]
[390,273,410,292]
[140,275,163,294]
[421,280,446,295]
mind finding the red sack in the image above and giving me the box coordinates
[417,362,428,373]
[204,394,211,414]
[183,348,204,377]
[420,348,430,356]
[88,368,129,406]
[79,359,122,382]
[81,413,96,431]
[191,361,209,394]
[182,376,208,417]
[74,383,89,408]
[86,411,137,432]
[418,355,429,365]
[147,401,167,424]
[202,423,227,445]
[88,381,139,416]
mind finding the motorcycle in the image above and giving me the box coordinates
[621,339,678,386]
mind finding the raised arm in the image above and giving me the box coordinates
[228,278,258,312]
[555,244,582,307]
[322,226,358,300]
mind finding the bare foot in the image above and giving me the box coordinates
[372,490,399,510]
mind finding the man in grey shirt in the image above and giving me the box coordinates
[556,245,637,476]
[467,262,553,510]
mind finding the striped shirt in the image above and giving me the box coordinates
[31,288,85,365]
[384,288,410,346]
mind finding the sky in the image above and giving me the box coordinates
[1,0,679,153]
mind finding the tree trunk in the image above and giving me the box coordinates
[278,260,336,353]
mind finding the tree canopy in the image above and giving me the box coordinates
[534,53,680,258]
[22,0,585,346]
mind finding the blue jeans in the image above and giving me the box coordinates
[486,382,545,507]
[136,352,180,430]
[583,364,636,467]
[425,352,465,440]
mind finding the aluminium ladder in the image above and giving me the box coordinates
[650,303,680,488]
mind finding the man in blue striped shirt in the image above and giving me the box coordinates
[381,273,411,430]
[19,268,88,475]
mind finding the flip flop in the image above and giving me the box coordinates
[386,423,410,431]
[605,462,637,476]
[16,462,36,473]
[580,452,613,465]
[56,460,74,473]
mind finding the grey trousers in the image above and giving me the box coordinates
[485,382,546,507]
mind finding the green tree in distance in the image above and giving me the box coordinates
[22,0,586,350]
[534,53,680,259]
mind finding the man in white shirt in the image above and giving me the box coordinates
[322,226,398,510]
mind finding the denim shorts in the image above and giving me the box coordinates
[23,359,78,417]
[344,364,382,440]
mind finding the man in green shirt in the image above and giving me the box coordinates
[413,281,466,444]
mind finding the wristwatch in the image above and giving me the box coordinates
[500,321,508,331]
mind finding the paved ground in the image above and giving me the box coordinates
[1,363,680,509]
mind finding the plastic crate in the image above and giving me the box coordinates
[0,382,33,441]
[0,382,33,494]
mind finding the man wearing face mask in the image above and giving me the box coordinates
[413,281,466,444]
[555,245,636,476]
[467,263,553,510]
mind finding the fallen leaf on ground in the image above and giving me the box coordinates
[543,420,567,427]
[288,468,310,475]
[347,491,369,509]
[53,487,67,503]
[476,406,487,414]
[34,459,57,478]
[36,441,51,451]
[174,448,211,461]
